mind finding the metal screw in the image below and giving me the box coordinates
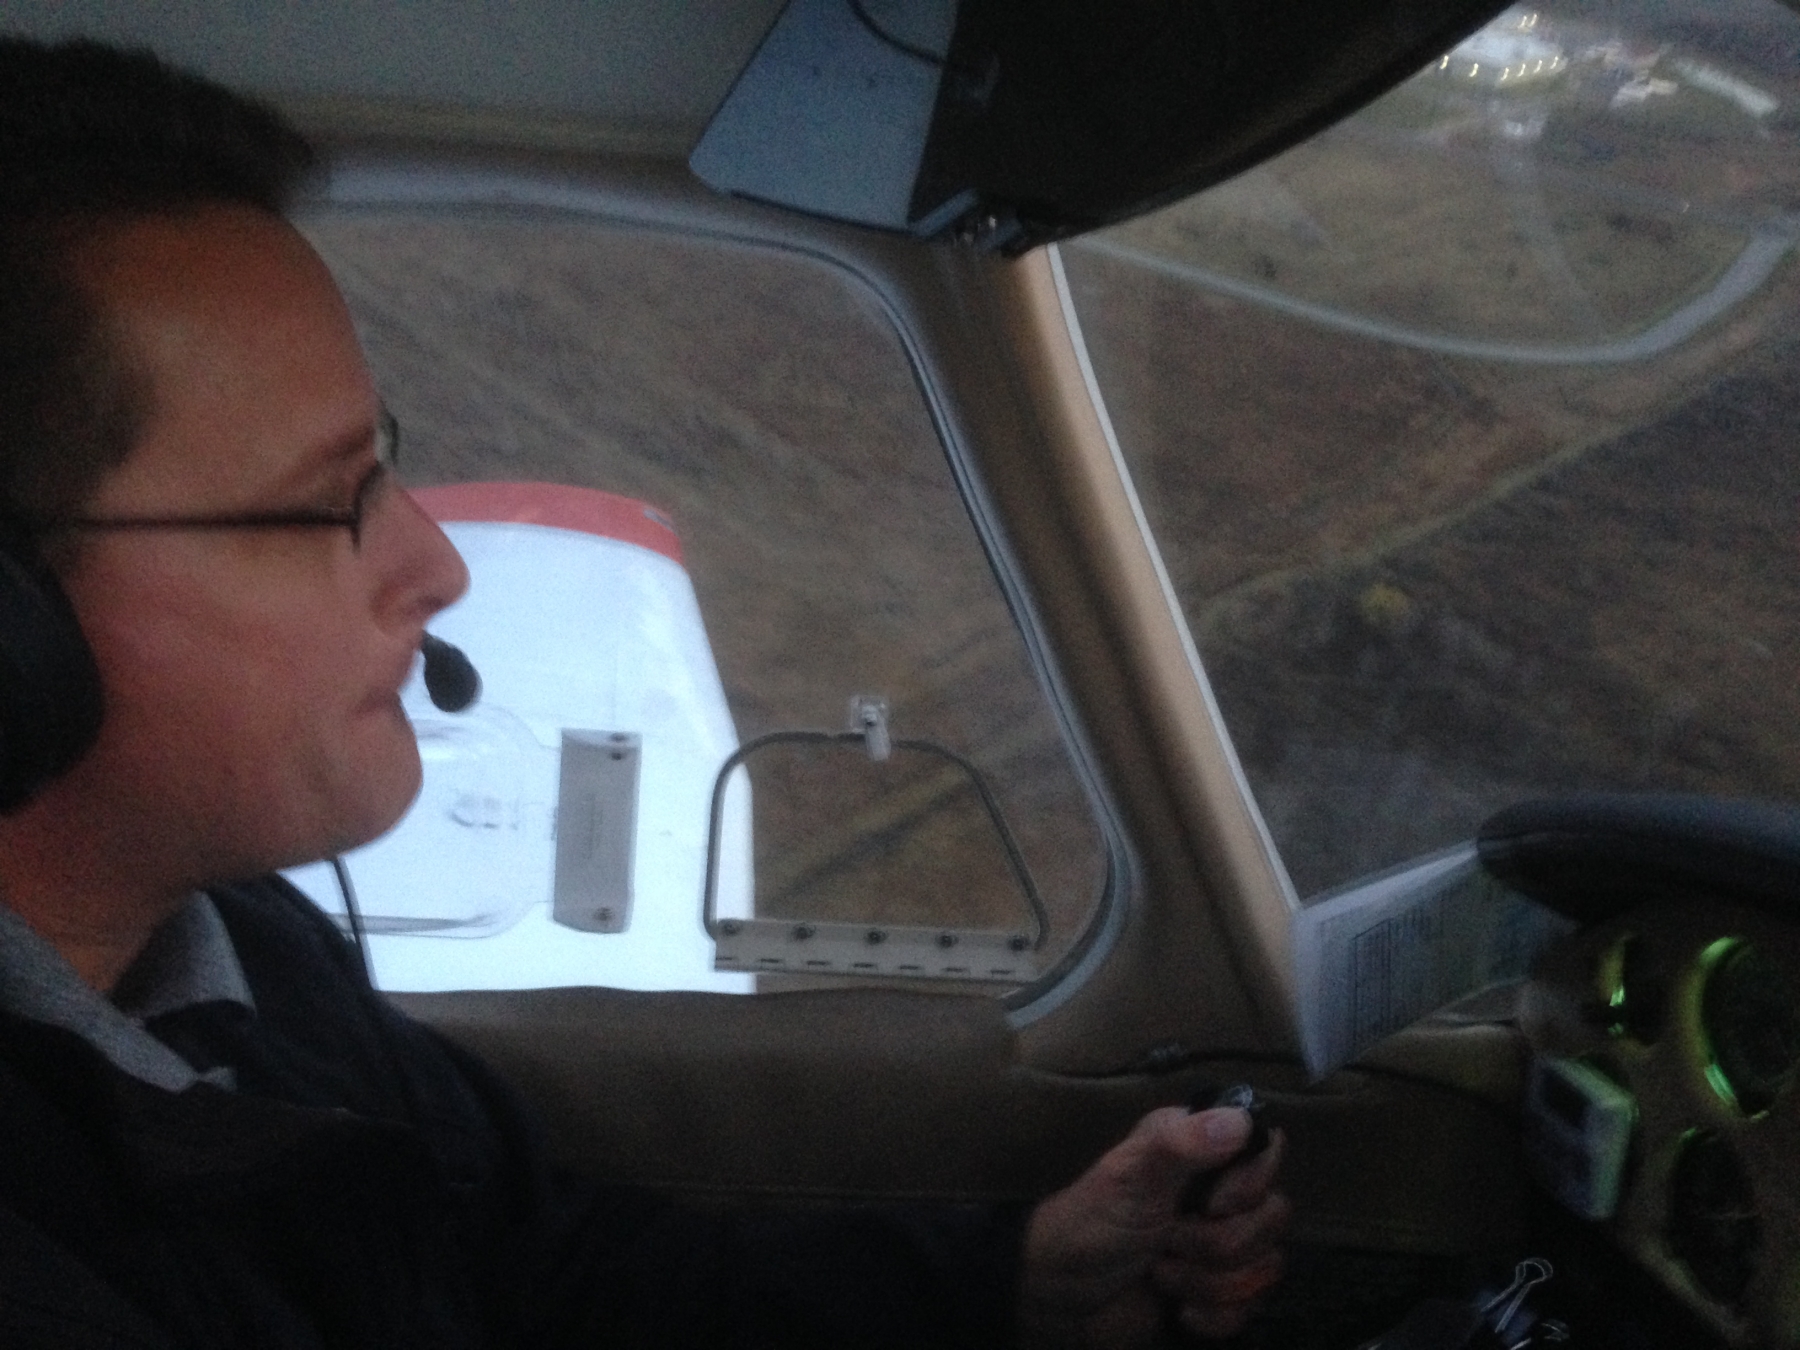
[937,933,958,949]
[1008,934,1029,952]
[596,907,613,924]
[792,924,815,941]
[866,929,886,945]
[721,919,742,937]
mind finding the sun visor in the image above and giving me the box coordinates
[691,0,1512,254]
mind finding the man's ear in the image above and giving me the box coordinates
[0,522,105,811]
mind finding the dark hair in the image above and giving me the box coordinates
[0,38,317,525]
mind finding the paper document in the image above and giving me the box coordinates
[1293,844,1573,1078]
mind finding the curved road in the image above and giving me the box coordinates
[1075,217,1800,366]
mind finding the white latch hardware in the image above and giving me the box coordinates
[701,699,1047,984]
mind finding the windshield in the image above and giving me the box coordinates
[1064,0,1800,898]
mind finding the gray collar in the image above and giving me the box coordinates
[0,894,254,1092]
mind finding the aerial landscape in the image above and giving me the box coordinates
[1066,0,1800,893]
[309,0,1800,964]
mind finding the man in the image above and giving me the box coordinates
[0,36,1287,1348]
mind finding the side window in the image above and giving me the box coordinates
[1062,0,1800,898]
[287,216,1107,992]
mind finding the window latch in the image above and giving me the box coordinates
[847,694,891,762]
[701,696,1049,984]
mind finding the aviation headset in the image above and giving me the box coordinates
[0,516,105,812]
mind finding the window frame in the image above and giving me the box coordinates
[305,145,1144,1021]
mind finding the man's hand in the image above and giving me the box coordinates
[1019,1106,1289,1348]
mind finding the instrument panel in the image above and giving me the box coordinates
[1521,898,1800,1347]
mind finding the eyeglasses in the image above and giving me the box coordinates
[37,408,401,551]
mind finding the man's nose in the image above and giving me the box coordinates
[374,486,471,624]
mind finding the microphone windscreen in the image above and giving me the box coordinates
[419,633,480,712]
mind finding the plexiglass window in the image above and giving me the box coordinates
[287,216,1107,991]
[1064,0,1800,897]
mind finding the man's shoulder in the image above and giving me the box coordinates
[203,873,548,1168]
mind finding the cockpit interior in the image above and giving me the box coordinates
[6,0,1800,1345]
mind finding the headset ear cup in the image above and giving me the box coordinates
[0,544,104,812]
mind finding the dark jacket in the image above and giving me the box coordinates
[0,876,1023,1349]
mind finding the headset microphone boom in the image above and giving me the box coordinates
[419,633,480,713]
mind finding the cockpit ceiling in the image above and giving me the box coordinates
[0,0,788,152]
[8,0,1520,243]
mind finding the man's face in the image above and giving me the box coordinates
[56,204,468,882]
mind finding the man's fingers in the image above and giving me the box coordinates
[1149,1102,1254,1173]
[1146,1104,1254,1172]
[1200,1128,1285,1217]
[1097,1110,1281,1233]
[1153,1246,1286,1308]
[1019,1104,1289,1348]
[1166,1190,1292,1266]
[1087,1105,1253,1223]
